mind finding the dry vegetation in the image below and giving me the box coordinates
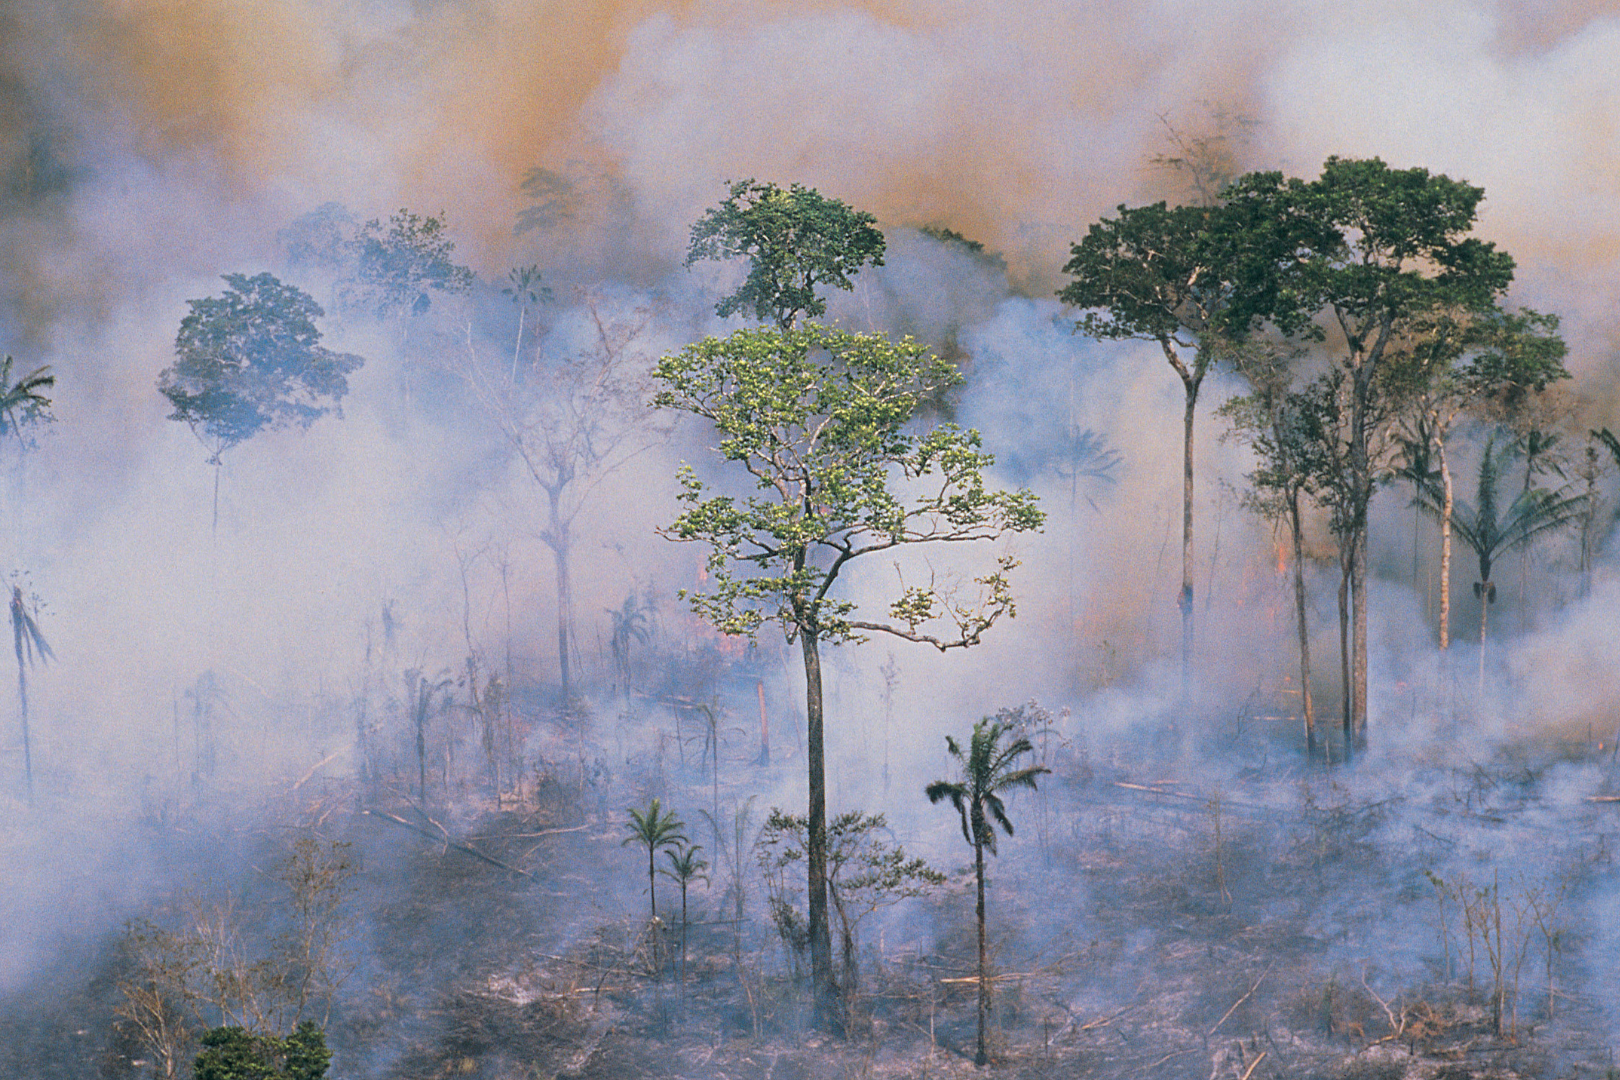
[7,690,1617,1080]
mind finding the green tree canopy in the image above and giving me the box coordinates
[158,272,363,465]
[342,208,474,318]
[686,180,886,329]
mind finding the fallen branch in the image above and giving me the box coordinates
[1239,1050,1268,1080]
[292,751,342,791]
[363,809,534,878]
[1209,963,1273,1037]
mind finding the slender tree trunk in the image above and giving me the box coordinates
[1479,586,1490,696]
[1352,529,1369,753]
[1179,383,1197,699]
[1438,442,1454,651]
[975,839,989,1067]
[15,657,31,803]
[756,679,770,765]
[801,627,834,1027]
[647,845,657,922]
[1287,494,1316,759]
[1338,550,1352,763]
[550,514,572,710]
[211,460,221,538]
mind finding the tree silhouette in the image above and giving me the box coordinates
[10,582,53,802]
[926,715,1049,1066]
[660,843,708,981]
[158,273,362,533]
[0,355,54,446]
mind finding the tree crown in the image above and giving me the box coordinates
[653,324,1041,648]
[686,180,886,328]
[158,273,363,462]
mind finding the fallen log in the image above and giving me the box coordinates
[363,809,534,878]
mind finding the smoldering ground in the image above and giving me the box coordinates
[3,0,1620,1076]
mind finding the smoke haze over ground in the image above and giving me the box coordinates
[4,1,1620,1077]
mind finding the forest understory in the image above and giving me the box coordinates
[7,687,1618,1080]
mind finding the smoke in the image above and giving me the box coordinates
[3,0,1620,1070]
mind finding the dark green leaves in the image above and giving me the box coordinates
[687,180,886,329]
[158,273,363,462]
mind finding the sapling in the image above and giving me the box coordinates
[660,843,709,982]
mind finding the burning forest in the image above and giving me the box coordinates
[5,2,1620,1078]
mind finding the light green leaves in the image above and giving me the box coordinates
[654,324,1041,648]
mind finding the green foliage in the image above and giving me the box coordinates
[278,203,356,272]
[653,324,1042,649]
[158,273,363,463]
[926,715,1050,857]
[1416,432,1587,590]
[343,208,474,318]
[193,1021,329,1080]
[686,179,886,328]
[1059,178,1315,352]
[625,799,687,920]
[0,355,54,445]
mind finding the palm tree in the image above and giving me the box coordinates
[0,356,54,444]
[10,584,54,802]
[660,843,709,982]
[926,716,1049,1067]
[624,799,686,924]
[1418,433,1586,688]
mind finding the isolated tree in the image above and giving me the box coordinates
[624,799,686,923]
[10,582,52,801]
[0,355,54,445]
[158,273,363,532]
[660,843,708,981]
[686,179,886,329]
[1252,157,1517,752]
[654,324,1041,1025]
[1059,183,1307,687]
[926,715,1049,1067]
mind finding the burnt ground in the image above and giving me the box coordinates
[7,706,1620,1080]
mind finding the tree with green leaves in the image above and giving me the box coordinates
[1399,307,1569,653]
[158,273,363,532]
[756,809,942,1007]
[1417,432,1586,687]
[1219,342,1324,757]
[624,799,687,924]
[341,208,474,320]
[1235,157,1518,754]
[654,324,1041,1025]
[0,355,54,446]
[660,842,708,982]
[1059,181,1310,690]
[926,714,1049,1067]
[686,179,886,329]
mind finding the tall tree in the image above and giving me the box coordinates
[686,179,886,330]
[1059,182,1307,691]
[1219,343,1325,757]
[925,714,1049,1067]
[654,324,1041,1026]
[1250,158,1517,754]
[456,291,667,710]
[158,273,363,533]
[1400,308,1569,653]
